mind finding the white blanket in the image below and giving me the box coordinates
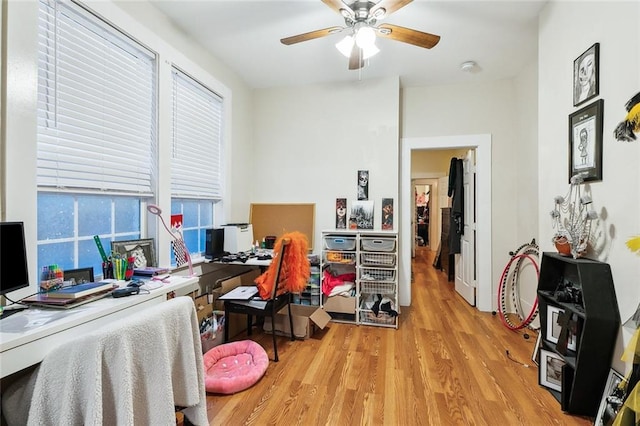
[2,296,208,426]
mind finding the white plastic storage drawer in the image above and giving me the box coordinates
[360,252,396,267]
[324,236,356,251]
[359,267,396,283]
[360,237,396,252]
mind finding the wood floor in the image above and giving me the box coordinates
[202,247,593,425]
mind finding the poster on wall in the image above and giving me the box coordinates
[382,198,394,230]
[336,198,347,229]
[351,200,374,229]
[357,170,369,200]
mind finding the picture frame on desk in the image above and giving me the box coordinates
[111,238,156,268]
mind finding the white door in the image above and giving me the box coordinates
[455,150,476,305]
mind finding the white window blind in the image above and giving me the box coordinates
[37,0,157,195]
[171,68,223,199]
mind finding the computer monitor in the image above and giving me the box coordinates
[0,221,30,296]
[205,228,225,260]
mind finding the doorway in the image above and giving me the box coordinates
[399,135,493,312]
[414,183,430,249]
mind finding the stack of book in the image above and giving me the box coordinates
[133,266,170,277]
[22,281,117,309]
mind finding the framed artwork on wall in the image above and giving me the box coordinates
[357,170,369,200]
[569,99,604,183]
[573,42,599,107]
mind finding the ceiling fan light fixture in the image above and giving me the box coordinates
[336,35,355,58]
[336,35,379,60]
[355,26,376,49]
[362,44,380,59]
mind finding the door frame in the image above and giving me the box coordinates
[400,135,492,312]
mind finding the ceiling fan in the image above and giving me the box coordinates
[280,0,441,70]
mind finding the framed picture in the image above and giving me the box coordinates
[531,332,542,366]
[381,198,394,230]
[111,238,156,268]
[573,42,599,107]
[539,349,565,392]
[336,198,347,229]
[569,99,604,183]
[350,200,374,229]
[63,267,95,285]
[595,369,626,426]
[357,170,369,200]
[545,305,577,351]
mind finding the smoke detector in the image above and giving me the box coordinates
[460,61,478,73]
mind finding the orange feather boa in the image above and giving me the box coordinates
[254,231,310,300]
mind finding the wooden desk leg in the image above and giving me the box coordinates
[247,315,253,336]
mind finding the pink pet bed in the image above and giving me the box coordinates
[203,340,269,394]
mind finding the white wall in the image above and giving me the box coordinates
[538,1,640,370]
[1,0,253,288]
[402,79,533,310]
[251,77,400,255]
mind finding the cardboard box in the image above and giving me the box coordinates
[263,304,331,339]
[322,295,356,314]
[216,268,260,293]
[194,294,214,323]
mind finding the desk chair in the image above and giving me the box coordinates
[224,239,294,362]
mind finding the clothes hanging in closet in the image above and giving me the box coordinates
[448,157,464,254]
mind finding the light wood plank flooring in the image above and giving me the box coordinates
[201,247,593,425]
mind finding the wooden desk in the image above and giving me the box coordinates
[0,276,199,378]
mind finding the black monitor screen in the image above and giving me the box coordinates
[0,222,30,295]
[205,228,225,260]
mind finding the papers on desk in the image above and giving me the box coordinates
[228,299,267,309]
[218,286,259,300]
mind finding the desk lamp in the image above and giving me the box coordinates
[147,204,193,277]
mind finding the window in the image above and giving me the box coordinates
[170,68,222,260]
[36,0,157,277]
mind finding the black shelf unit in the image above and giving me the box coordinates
[536,252,620,417]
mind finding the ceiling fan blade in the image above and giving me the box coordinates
[348,44,364,70]
[321,0,354,17]
[280,26,344,45]
[377,23,440,49]
[370,0,413,19]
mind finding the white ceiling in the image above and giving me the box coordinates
[150,0,546,89]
